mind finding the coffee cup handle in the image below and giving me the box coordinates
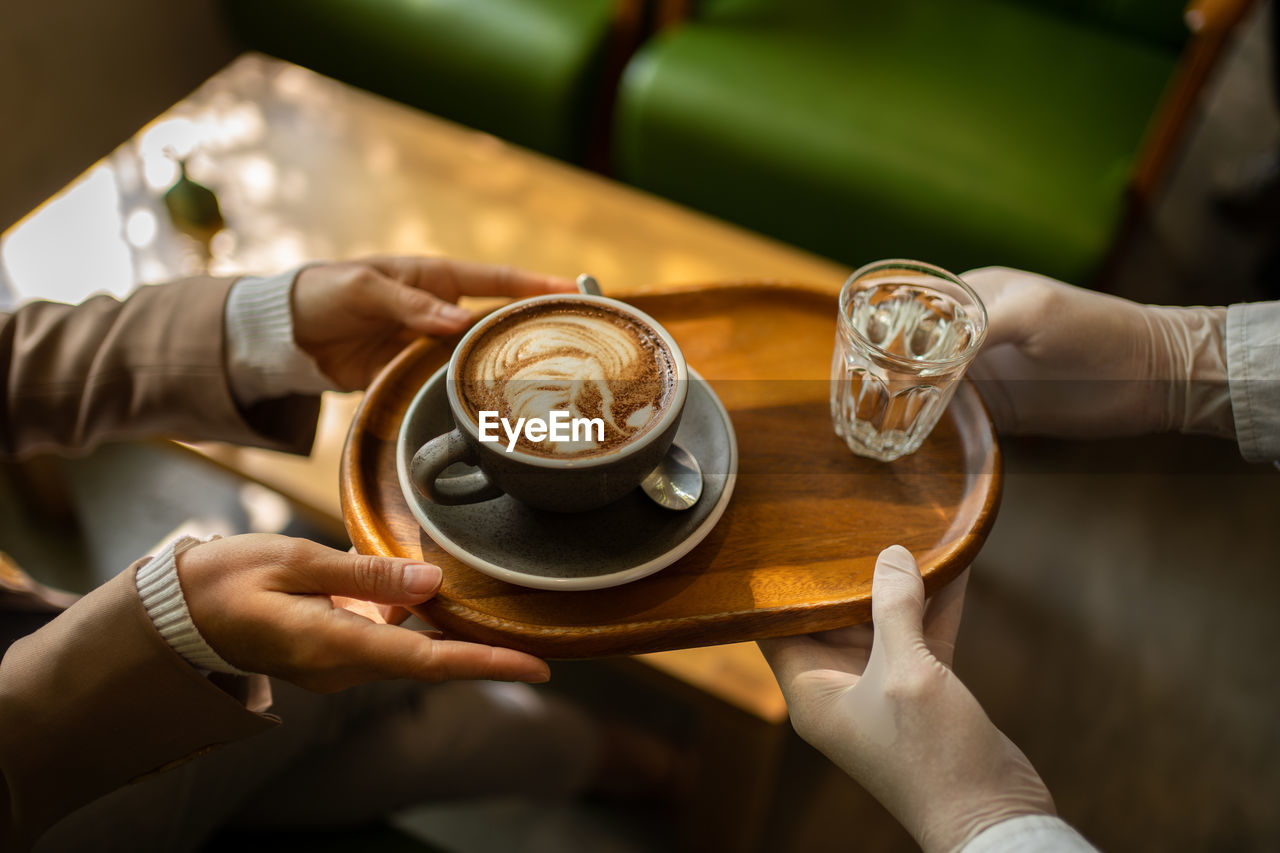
[410,429,505,505]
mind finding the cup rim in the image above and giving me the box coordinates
[444,293,689,469]
[838,259,989,369]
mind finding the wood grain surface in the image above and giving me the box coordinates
[342,282,1001,658]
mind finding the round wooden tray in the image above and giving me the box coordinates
[341,283,1002,658]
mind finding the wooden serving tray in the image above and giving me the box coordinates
[342,283,1001,658]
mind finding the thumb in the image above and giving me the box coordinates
[365,271,474,336]
[869,545,927,663]
[282,549,445,605]
[961,266,1035,350]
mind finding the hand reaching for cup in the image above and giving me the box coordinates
[291,256,576,391]
[961,266,1233,439]
[176,534,550,693]
[759,547,1054,853]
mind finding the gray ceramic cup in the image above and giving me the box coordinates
[408,294,688,513]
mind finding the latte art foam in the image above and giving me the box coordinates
[458,302,676,458]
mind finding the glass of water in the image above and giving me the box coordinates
[831,259,987,462]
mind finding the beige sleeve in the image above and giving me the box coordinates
[0,276,319,459]
[0,565,279,850]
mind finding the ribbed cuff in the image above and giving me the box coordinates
[224,267,337,406]
[135,536,248,676]
[960,815,1098,853]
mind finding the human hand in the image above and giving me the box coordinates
[291,257,575,390]
[962,266,1232,438]
[177,534,550,692]
[759,547,1053,853]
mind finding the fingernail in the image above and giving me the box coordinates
[440,303,471,322]
[876,545,917,574]
[403,563,443,595]
[525,670,551,684]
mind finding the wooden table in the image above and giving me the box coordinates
[1,53,861,850]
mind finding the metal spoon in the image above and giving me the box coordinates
[575,273,704,510]
[640,439,704,510]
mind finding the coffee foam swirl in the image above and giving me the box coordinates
[459,304,674,457]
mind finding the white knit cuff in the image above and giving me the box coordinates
[135,536,248,676]
[224,267,337,406]
[959,815,1098,853]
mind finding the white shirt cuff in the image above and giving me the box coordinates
[1226,301,1280,464]
[135,536,248,676]
[960,815,1098,853]
[224,267,337,406]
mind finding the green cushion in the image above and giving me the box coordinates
[222,0,616,162]
[614,0,1182,282]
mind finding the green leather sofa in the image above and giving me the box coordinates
[613,0,1191,283]
[223,0,1240,284]
[222,0,619,164]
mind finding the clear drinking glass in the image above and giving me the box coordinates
[831,259,987,462]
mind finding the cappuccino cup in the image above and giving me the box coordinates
[408,294,688,512]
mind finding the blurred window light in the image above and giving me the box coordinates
[239,155,279,204]
[239,482,293,534]
[139,118,204,191]
[125,209,158,248]
[1,166,134,304]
